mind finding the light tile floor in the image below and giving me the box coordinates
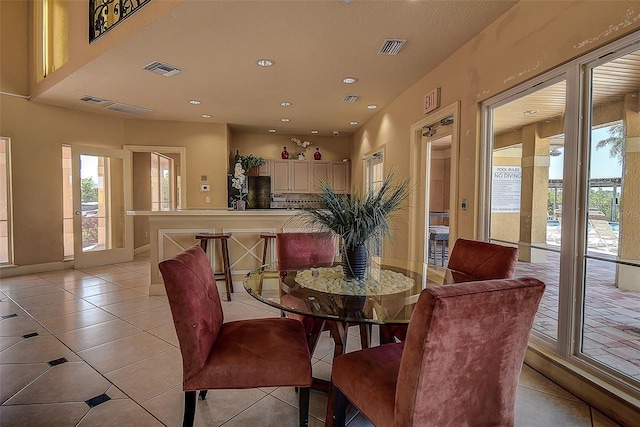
[0,252,622,426]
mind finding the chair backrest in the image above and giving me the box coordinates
[447,238,519,283]
[395,277,545,426]
[159,246,223,382]
[276,232,336,271]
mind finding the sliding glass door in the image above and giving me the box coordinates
[483,33,640,389]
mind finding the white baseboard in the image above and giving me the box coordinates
[0,260,74,278]
[134,244,151,255]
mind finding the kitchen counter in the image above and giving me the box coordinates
[127,209,298,215]
[132,209,307,295]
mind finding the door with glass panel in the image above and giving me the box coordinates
[71,145,132,268]
[487,77,567,342]
[580,48,640,379]
[364,151,384,256]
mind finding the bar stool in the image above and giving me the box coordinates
[259,233,276,266]
[195,233,233,301]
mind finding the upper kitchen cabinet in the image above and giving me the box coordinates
[331,161,350,193]
[272,160,350,194]
[271,160,311,193]
[311,161,330,192]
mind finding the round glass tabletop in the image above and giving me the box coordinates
[243,258,449,324]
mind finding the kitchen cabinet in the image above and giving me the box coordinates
[271,160,349,194]
[271,160,311,193]
[311,161,330,192]
[331,161,350,193]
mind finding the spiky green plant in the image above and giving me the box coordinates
[295,170,410,249]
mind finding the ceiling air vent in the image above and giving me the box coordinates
[343,95,359,103]
[104,103,152,115]
[143,61,182,77]
[79,95,109,104]
[378,38,407,55]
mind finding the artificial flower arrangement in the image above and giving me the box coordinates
[231,162,247,201]
[291,137,311,149]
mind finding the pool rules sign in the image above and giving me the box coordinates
[491,166,521,213]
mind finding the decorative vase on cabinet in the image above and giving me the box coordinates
[314,147,322,160]
[281,147,289,159]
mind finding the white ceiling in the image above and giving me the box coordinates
[33,0,518,136]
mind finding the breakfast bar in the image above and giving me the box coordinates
[127,209,300,295]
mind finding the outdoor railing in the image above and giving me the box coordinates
[90,0,151,42]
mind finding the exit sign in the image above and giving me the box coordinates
[424,88,440,114]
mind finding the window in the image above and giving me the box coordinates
[62,145,73,258]
[482,32,640,391]
[364,150,384,256]
[0,138,12,265]
[35,0,68,81]
[150,152,174,211]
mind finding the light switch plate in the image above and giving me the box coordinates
[201,184,210,192]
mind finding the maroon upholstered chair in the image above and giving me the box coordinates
[332,277,545,427]
[446,238,519,283]
[276,232,336,271]
[276,232,336,353]
[159,246,312,427]
[383,238,520,343]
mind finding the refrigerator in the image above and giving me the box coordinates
[227,175,271,209]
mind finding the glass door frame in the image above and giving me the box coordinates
[71,145,133,268]
[480,30,640,395]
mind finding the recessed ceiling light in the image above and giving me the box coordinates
[268,129,277,133]
[310,130,319,134]
[189,100,201,105]
[350,121,359,125]
[201,114,212,118]
[281,118,290,122]
[367,104,378,109]
[342,77,358,84]
[257,59,274,67]
[523,110,538,115]
[280,101,292,107]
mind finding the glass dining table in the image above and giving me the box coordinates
[243,258,452,426]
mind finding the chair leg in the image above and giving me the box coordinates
[199,390,208,400]
[221,240,232,301]
[183,391,197,427]
[299,386,310,427]
[333,385,347,427]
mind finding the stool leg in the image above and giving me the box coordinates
[221,240,232,301]
[261,238,269,266]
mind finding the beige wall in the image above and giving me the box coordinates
[124,120,229,208]
[133,152,151,248]
[0,1,29,96]
[231,132,351,166]
[30,0,182,99]
[350,1,640,261]
[3,0,640,270]
[0,95,126,266]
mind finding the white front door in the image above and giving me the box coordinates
[72,145,132,268]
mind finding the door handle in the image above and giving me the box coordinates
[74,211,81,215]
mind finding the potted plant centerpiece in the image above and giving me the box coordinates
[295,170,410,279]
[238,154,265,176]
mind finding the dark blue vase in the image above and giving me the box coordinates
[342,244,367,279]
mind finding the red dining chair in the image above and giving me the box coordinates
[159,246,312,427]
[446,238,519,283]
[332,277,545,427]
[382,238,520,343]
[276,232,336,353]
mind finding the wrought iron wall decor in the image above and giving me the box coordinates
[90,0,151,42]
